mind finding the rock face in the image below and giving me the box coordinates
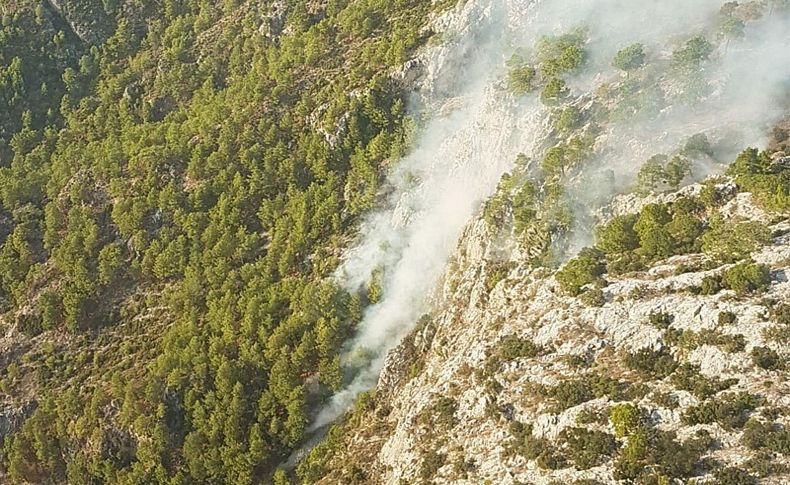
[45,0,113,44]
[317,187,790,484]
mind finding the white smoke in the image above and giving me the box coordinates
[310,0,790,430]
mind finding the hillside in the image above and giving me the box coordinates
[1,0,790,484]
[310,173,790,484]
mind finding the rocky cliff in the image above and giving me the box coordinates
[314,179,790,484]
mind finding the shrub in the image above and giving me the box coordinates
[417,396,457,431]
[713,467,758,485]
[666,212,704,254]
[702,217,772,263]
[671,363,737,399]
[726,147,790,212]
[636,156,691,194]
[596,214,639,254]
[612,43,645,71]
[576,407,610,425]
[541,146,568,177]
[741,418,790,454]
[634,204,674,260]
[16,312,43,337]
[507,65,537,96]
[682,133,714,158]
[623,348,678,379]
[772,303,790,325]
[611,403,642,438]
[512,181,538,233]
[744,450,787,478]
[718,311,737,325]
[683,392,763,430]
[485,261,514,292]
[606,251,645,275]
[651,390,679,410]
[723,262,771,295]
[751,346,781,370]
[537,30,588,76]
[419,449,445,480]
[671,35,714,69]
[549,380,593,411]
[614,428,707,481]
[579,288,605,307]
[556,248,606,296]
[554,106,582,133]
[540,77,570,106]
[648,311,673,329]
[560,427,618,469]
[498,335,541,361]
[536,448,567,470]
[695,329,746,353]
[700,274,723,295]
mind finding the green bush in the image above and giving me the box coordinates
[623,347,678,379]
[419,449,445,480]
[648,311,673,329]
[509,422,548,460]
[548,375,625,411]
[666,212,705,254]
[576,407,610,425]
[485,261,514,292]
[741,418,790,454]
[671,35,714,69]
[613,428,708,481]
[751,346,781,370]
[702,217,772,263]
[723,262,771,295]
[634,204,674,260]
[512,181,538,233]
[596,214,639,254]
[554,106,582,133]
[635,155,691,194]
[507,65,537,96]
[549,380,594,411]
[683,392,763,430]
[700,275,723,295]
[610,403,642,438]
[540,77,570,106]
[670,363,737,399]
[726,148,790,212]
[682,133,714,158]
[713,467,758,485]
[718,311,737,325]
[556,248,606,296]
[612,43,646,71]
[498,335,542,361]
[772,303,790,325]
[579,288,606,307]
[537,30,588,76]
[560,427,618,469]
[606,251,645,275]
[510,421,568,470]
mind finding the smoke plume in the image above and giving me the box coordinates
[310,0,790,431]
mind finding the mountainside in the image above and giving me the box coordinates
[1,0,790,484]
[312,176,790,484]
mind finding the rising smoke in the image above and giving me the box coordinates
[309,0,790,432]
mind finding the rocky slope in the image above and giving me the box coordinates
[314,179,790,484]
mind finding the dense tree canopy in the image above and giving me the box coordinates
[0,0,452,483]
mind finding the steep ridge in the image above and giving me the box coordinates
[312,175,790,484]
[294,0,790,483]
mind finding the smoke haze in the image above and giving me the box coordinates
[310,0,790,430]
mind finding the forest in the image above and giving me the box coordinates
[0,0,453,482]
